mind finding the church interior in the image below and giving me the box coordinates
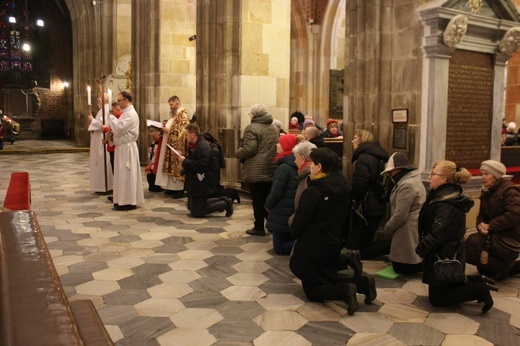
[1,0,520,345]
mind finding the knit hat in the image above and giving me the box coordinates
[276,134,298,161]
[326,119,339,128]
[279,134,298,152]
[302,119,315,129]
[381,152,416,175]
[507,122,516,131]
[250,104,269,118]
[480,160,506,179]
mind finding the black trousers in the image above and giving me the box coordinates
[428,280,487,307]
[108,151,115,174]
[187,196,227,218]
[302,273,372,302]
[248,182,272,231]
[146,173,163,192]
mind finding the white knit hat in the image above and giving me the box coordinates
[480,160,506,179]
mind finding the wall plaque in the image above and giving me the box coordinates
[446,50,492,169]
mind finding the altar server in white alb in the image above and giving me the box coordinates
[88,93,113,193]
[107,91,145,210]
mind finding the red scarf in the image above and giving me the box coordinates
[298,160,311,174]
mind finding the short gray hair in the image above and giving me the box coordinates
[293,141,317,161]
[250,104,269,118]
[272,119,282,129]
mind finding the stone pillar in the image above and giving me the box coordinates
[344,0,423,175]
[196,0,291,186]
[66,1,99,147]
[492,54,510,159]
[132,0,196,163]
[419,42,452,172]
[132,0,160,162]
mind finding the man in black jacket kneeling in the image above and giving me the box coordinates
[172,123,233,218]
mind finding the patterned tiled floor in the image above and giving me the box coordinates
[1,146,520,345]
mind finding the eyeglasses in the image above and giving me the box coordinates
[429,171,444,177]
[117,98,126,102]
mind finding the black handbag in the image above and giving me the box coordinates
[433,244,467,284]
[343,201,367,248]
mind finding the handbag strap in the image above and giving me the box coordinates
[436,238,460,261]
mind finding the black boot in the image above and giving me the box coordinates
[343,250,363,277]
[343,283,358,316]
[482,287,494,313]
[231,189,241,204]
[467,274,495,285]
[225,198,234,217]
[363,274,377,304]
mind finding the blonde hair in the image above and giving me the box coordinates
[354,129,375,144]
[433,160,471,184]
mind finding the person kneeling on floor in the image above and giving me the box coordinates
[172,123,233,218]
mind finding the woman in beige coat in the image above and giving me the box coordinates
[382,152,426,274]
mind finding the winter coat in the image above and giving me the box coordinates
[476,178,520,257]
[265,154,299,234]
[416,183,474,285]
[351,141,389,216]
[384,169,426,264]
[309,135,325,148]
[322,129,343,138]
[289,172,351,285]
[235,113,279,183]
[182,136,219,198]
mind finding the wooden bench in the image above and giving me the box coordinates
[501,146,520,184]
[0,210,113,345]
[3,172,31,210]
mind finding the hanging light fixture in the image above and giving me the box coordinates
[0,0,44,73]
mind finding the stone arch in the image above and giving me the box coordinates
[290,0,346,125]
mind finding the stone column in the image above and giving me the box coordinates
[196,0,291,186]
[491,54,510,159]
[132,0,160,162]
[65,1,99,147]
[131,0,196,163]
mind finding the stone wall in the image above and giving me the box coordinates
[344,0,424,174]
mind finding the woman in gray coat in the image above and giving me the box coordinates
[382,152,426,274]
[236,104,279,236]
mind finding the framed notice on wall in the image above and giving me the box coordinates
[392,109,408,123]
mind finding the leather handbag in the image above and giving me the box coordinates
[434,248,467,284]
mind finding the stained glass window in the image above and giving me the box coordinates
[0,0,33,72]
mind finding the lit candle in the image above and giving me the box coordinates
[87,85,91,106]
[107,88,112,106]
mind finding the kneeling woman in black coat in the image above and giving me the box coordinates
[289,147,359,315]
[416,160,495,313]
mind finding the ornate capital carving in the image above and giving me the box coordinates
[443,15,469,48]
[499,27,520,56]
